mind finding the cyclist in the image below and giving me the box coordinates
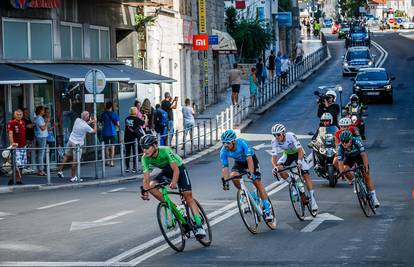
[337,131,380,208]
[334,117,360,145]
[271,124,318,212]
[140,134,206,238]
[220,130,273,221]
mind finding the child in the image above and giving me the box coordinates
[249,67,258,108]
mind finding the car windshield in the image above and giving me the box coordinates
[351,26,366,33]
[357,71,388,81]
[347,50,369,60]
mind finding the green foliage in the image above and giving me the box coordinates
[135,13,157,32]
[394,10,406,17]
[279,0,291,12]
[225,7,238,35]
[338,0,367,18]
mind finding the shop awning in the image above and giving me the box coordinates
[13,63,130,82]
[107,64,176,84]
[0,64,46,85]
[211,29,237,53]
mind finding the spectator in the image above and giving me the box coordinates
[249,67,258,108]
[181,98,195,149]
[100,101,120,167]
[161,92,178,144]
[255,57,265,87]
[281,54,291,88]
[124,107,145,173]
[22,108,35,170]
[154,104,169,145]
[44,107,56,149]
[228,63,242,106]
[141,98,155,133]
[57,111,97,182]
[295,42,304,63]
[275,52,282,77]
[34,106,49,176]
[7,109,26,185]
[267,51,276,80]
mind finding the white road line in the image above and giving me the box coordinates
[371,41,388,68]
[0,262,131,267]
[36,199,80,210]
[101,187,126,194]
[0,212,15,217]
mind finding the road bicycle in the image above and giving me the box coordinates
[341,165,376,217]
[141,182,212,252]
[274,165,317,221]
[222,172,277,234]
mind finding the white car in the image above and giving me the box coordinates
[401,21,414,29]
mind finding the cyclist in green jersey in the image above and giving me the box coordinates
[139,134,206,238]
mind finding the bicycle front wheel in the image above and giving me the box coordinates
[237,189,259,234]
[264,198,277,230]
[156,202,185,252]
[354,174,376,217]
[193,199,212,247]
[289,183,305,221]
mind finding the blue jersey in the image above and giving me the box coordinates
[337,137,365,161]
[220,138,255,167]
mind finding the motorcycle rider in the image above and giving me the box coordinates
[334,117,360,145]
[317,90,340,127]
[344,94,366,140]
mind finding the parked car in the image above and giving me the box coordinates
[401,20,414,29]
[343,46,375,76]
[338,23,350,39]
[351,68,395,103]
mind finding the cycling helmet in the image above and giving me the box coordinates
[339,117,352,127]
[350,94,359,102]
[140,134,158,149]
[271,124,286,135]
[326,90,337,101]
[221,129,237,143]
[339,130,353,142]
[320,112,333,124]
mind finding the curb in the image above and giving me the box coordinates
[1,46,331,195]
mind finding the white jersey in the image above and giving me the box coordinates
[271,132,303,156]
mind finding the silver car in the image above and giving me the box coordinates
[342,46,374,76]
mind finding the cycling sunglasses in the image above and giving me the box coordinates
[273,133,283,137]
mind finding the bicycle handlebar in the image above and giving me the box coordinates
[140,181,169,194]
[339,165,364,176]
[221,171,250,190]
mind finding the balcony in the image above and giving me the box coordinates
[121,0,173,8]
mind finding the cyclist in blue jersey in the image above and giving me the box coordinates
[220,130,273,221]
[338,131,380,208]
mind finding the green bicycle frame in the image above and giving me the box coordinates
[160,187,188,226]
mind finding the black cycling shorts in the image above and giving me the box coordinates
[343,154,364,167]
[280,153,310,175]
[231,154,261,178]
[153,164,192,192]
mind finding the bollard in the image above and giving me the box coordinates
[203,120,206,148]
[134,139,139,173]
[101,142,106,179]
[209,118,213,146]
[11,148,16,185]
[46,146,51,185]
[175,130,179,154]
[76,144,81,181]
[120,142,125,176]
[197,123,201,151]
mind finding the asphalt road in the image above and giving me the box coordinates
[0,32,413,267]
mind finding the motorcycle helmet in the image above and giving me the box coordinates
[339,117,352,127]
[320,112,333,124]
[140,134,158,149]
[221,129,237,143]
[271,124,286,135]
[350,94,359,103]
[326,90,337,101]
[339,130,353,142]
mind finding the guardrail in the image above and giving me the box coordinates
[0,44,328,186]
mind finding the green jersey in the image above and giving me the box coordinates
[141,146,183,173]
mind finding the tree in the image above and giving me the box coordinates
[338,0,367,18]
[225,7,237,35]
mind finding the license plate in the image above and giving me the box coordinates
[366,92,380,96]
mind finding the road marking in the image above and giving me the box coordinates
[301,213,343,232]
[0,212,15,217]
[371,41,388,68]
[36,199,80,210]
[101,187,126,194]
[70,210,134,231]
[0,262,130,267]
[243,134,312,144]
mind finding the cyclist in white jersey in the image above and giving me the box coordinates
[270,124,318,212]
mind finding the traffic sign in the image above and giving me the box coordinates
[208,35,219,45]
[388,7,393,13]
[85,69,106,94]
[388,17,395,24]
[85,94,104,103]
[397,17,403,24]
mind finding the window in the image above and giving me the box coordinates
[89,26,110,60]
[60,22,83,60]
[2,18,52,60]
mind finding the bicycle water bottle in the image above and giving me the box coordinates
[177,204,187,217]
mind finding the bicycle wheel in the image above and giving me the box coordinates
[354,174,376,217]
[303,183,317,218]
[156,202,185,252]
[264,198,277,230]
[237,189,259,234]
[289,183,305,221]
[192,199,212,247]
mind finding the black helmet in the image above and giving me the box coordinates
[350,94,359,102]
[140,134,157,149]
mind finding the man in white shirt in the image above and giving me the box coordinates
[181,98,195,149]
[57,111,97,182]
[34,106,49,176]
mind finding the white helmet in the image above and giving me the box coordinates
[339,117,352,127]
[320,112,333,124]
[271,124,286,135]
[326,90,337,101]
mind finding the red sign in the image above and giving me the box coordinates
[235,0,246,9]
[388,7,393,13]
[388,17,395,23]
[11,0,61,9]
[193,34,209,51]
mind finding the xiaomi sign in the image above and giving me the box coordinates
[193,34,209,51]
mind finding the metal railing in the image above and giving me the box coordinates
[0,44,328,187]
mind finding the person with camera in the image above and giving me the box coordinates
[161,92,178,145]
[317,90,340,127]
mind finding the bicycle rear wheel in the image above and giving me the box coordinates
[156,202,185,252]
[354,174,376,217]
[303,183,317,218]
[191,199,212,247]
[264,198,277,230]
[289,183,305,221]
[237,189,259,234]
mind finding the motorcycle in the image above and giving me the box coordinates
[308,133,338,187]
